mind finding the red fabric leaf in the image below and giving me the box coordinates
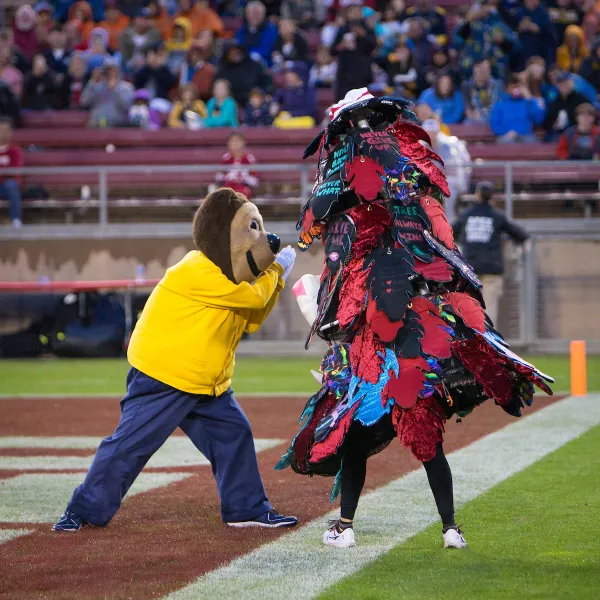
[367,297,404,342]
[345,156,385,201]
[293,391,338,473]
[513,362,554,396]
[393,395,446,462]
[348,204,392,258]
[413,256,454,282]
[350,325,384,384]
[451,337,513,406]
[445,292,486,333]
[420,196,454,249]
[309,405,357,464]
[337,256,369,329]
[384,357,430,409]
[411,297,453,359]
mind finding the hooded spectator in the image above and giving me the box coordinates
[129,88,162,129]
[460,58,503,124]
[273,63,316,128]
[81,62,134,127]
[543,70,590,138]
[35,3,55,50]
[146,0,172,41]
[236,1,278,66]
[0,46,24,100]
[23,53,57,110]
[243,87,275,126]
[579,38,600,92]
[557,25,590,73]
[515,0,557,67]
[330,2,377,100]
[168,83,207,128]
[556,102,600,160]
[67,2,96,43]
[418,73,464,124]
[309,45,337,88]
[548,0,584,43]
[453,0,519,81]
[179,35,216,101]
[166,18,193,74]
[204,78,239,127]
[98,1,131,52]
[385,38,418,99]
[13,5,40,60]
[405,18,434,68]
[175,0,224,38]
[134,43,177,100]
[215,41,271,106]
[490,75,545,143]
[0,117,24,228]
[120,10,163,71]
[44,27,71,74]
[273,18,309,67]
[403,0,447,46]
[84,28,116,72]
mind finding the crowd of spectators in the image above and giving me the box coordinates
[0,0,599,150]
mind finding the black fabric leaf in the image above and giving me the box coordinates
[364,247,415,322]
[350,129,404,172]
[308,168,346,221]
[325,214,357,275]
[391,202,435,263]
[394,307,424,358]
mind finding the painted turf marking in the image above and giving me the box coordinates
[0,437,284,470]
[165,395,600,600]
[0,528,35,545]
[0,472,192,523]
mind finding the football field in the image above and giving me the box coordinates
[0,357,598,600]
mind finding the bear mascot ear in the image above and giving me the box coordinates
[193,187,281,283]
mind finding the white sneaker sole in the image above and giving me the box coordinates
[226,521,297,528]
[323,538,356,548]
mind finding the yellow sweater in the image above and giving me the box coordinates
[128,251,284,395]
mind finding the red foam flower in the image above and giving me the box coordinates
[413,256,454,282]
[384,357,430,409]
[345,156,385,201]
[420,196,454,249]
[445,292,486,333]
[412,297,453,359]
[367,296,404,342]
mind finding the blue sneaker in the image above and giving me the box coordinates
[51,509,87,532]
[227,509,298,528]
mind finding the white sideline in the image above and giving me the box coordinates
[165,394,600,600]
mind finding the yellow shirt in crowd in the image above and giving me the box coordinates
[128,251,284,396]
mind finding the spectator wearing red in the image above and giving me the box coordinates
[13,5,40,61]
[0,45,24,100]
[0,117,24,228]
[35,3,56,50]
[216,132,259,199]
[98,1,131,52]
[175,0,224,38]
[557,102,600,159]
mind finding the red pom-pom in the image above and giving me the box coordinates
[384,357,430,409]
[345,156,385,201]
[445,292,486,333]
[412,297,453,359]
[413,256,454,282]
[420,196,454,249]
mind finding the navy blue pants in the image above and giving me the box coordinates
[68,368,272,526]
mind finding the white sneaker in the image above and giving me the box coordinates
[443,527,467,549]
[323,522,356,548]
[11,219,22,229]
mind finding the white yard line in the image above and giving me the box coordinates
[165,394,600,600]
[0,528,35,545]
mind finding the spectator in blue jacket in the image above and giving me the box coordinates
[514,0,557,68]
[490,75,545,143]
[418,73,465,124]
[236,1,278,67]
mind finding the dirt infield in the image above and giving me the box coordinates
[0,394,563,600]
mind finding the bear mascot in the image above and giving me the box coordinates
[53,188,298,531]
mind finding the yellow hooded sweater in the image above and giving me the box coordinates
[165,17,193,53]
[557,25,590,72]
[128,251,284,396]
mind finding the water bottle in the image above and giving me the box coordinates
[135,264,146,284]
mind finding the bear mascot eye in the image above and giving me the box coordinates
[250,220,259,231]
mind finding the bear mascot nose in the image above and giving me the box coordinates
[267,233,281,254]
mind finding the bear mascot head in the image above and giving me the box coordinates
[192,187,281,283]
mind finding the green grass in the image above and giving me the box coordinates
[319,425,600,600]
[0,354,598,396]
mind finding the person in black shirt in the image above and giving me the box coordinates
[543,71,588,140]
[452,181,529,326]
